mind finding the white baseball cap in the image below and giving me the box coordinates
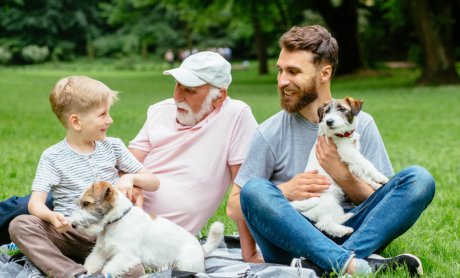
[163,51,232,89]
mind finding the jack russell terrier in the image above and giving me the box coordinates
[291,97,389,237]
[69,181,224,276]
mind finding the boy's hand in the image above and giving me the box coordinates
[49,212,71,233]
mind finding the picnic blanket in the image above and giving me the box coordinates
[0,237,318,278]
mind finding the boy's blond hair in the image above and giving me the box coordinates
[49,76,118,127]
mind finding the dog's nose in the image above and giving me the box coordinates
[326,119,334,127]
[71,223,77,229]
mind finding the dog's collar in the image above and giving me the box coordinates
[335,129,355,138]
[107,206,132,225]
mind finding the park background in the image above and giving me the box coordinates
[0,0,459,277]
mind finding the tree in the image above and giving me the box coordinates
[0,0,106,61]
[311,0,365,75]
[407,0,460,84]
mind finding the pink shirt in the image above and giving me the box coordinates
[129,97,258,235]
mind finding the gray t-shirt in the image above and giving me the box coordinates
[32,137,143,216]
[235,110,393,191]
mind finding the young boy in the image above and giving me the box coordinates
[8,76,160,278]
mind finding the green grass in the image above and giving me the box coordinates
[0,62,459,277]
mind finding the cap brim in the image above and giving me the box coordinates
[163,68,207,87]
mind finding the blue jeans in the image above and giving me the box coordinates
[240,165,435,272]
[0,193,54,245]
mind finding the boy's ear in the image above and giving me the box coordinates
[69,114,82,131]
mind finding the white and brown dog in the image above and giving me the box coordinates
[69,181,224,277]
[291,97,389,237]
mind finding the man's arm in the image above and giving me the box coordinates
[227,165,264,263]
[129,148,148,163]
[316,136,374,204]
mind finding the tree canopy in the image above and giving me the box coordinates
[0,0,458,84]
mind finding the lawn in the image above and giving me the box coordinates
[0,61,458,277]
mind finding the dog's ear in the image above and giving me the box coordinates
[318,101,331,122]
[317,104,325,122]
[345,97,363,116]
[93,181,115,202]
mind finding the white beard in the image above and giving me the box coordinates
[175,87,220,126]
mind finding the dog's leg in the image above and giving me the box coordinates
[84,245,106,274]
[102,252,141,277]
[336,212,354,224]
[342,149,389,190]
[315,219,354,238]
[291,197,320,213]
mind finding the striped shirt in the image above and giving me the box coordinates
[32,137,143,216]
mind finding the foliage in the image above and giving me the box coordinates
[0,0,107,62]
[0,47,12,64]
[20,45,49,64]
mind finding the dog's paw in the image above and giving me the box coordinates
[316,221,354,238]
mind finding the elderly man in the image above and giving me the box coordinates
[227,25,435,276]
[0,52,258,253]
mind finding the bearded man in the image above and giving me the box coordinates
[0,51,258,247]
[226,25,435,276]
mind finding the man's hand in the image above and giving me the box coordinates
[316,135,375,203]
[278,170,330,201]
[316,135,350,184]
[131,186,144,208]
[49,212,71,233]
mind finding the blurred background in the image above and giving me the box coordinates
[1,0,459,85]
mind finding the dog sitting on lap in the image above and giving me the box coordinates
[291,97,389,238]
[69,181,224,277]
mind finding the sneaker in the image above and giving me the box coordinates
[290,257,329,277]
[366,253,423,276]
[16,257,46,278]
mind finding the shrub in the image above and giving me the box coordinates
[21,45,49,63]
[0,47,13,64]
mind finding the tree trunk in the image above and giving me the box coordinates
[313,0,364,75]
[250,4,269,75]
[408,0,460,85]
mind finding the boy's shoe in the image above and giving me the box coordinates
[16,257,46,278]
[290,257,329,277]
[365,253,423,276]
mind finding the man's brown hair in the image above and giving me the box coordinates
[280,25,339,75]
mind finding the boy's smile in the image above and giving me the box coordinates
[77,102,113,143]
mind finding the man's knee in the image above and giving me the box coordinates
[404,165,436,204]
[240,177,271,203]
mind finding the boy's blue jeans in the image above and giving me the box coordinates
[240,165,435,272]
[0,193,53,244]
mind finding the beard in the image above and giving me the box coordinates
[175,88,218,126]
[279,80,318,113]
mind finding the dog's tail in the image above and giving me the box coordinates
[202,221,224,257]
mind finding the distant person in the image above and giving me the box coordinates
[0,52,258,263]
[227,25,435,276]
[164,48,174,66]
[9,76,160,277]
